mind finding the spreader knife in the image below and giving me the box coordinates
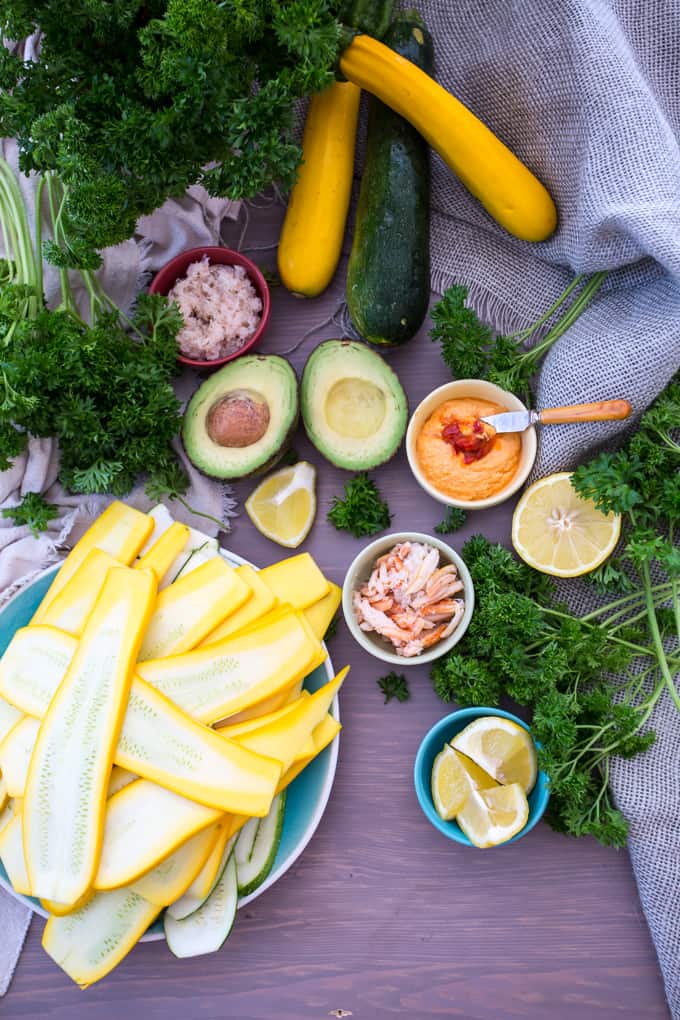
[480,399,632,434]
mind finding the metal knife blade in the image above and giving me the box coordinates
[480,409,539,434]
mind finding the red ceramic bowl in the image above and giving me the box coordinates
[149,246,271,369]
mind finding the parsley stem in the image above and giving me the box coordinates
[171,494,227,534]
[580,581,674,622]
[524,271,607,362]
[641,561,680,713]
[510,274,586,342]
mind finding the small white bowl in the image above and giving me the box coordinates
[405,379,537,510]
[342,531,475,667]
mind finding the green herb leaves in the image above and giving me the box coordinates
[2,492,58,536]
[328,473,391,538]
[434,506,466,534]
[0,0,342,258]
[430,274,607,400]
[377,671,410,703]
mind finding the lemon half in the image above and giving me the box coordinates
[512,471,621,578]
[245,461,316,548]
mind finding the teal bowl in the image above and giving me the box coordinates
[0,558,339,940]
[414,707,549,847]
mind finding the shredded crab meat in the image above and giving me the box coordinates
[355,541,465,657]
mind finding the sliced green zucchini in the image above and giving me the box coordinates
[166,833,238,922]
[234,816,260,867]
[236,793,286,896]
[164,848,238,958]
[43,887,161,988]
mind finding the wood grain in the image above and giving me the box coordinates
[2,204,668,1018]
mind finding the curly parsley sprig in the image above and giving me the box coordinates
[328,473,392,539]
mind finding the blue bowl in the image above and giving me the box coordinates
[414,707,550,847]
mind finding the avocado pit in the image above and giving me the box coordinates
[206,389,270,448]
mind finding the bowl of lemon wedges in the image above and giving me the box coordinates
[414,708,550,848]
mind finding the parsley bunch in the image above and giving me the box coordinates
[2,491,58,536]
[0,0,343,259]
[430,273,607,401]
[328,473,391,538]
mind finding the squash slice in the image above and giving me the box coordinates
[130,822,221,907]
[258,553,329,609]
[41,890,90,917]
[0,775,6,813]
[139,556,250,660]
[141,504,220,588]
[0,626,74,718]
[115,680,282,813]
[217,669,347,772]
[43,887,161,988]
[106,767,138,799]
[134,521,190,583]
[218,692,310,739]
[200,563,276,645]
[276,714,341,795]
[166,832,239,923]
[23,567,156,903]
[0,815,30,895]
[31,501,152,625]
[38,548,121,637]
[1,626,281,812]
[0,797,17,837]
[180,820,232,901]
[137,611,320,724]
[165,845,238,957]
[94,781,220,891]
[0,716,39,797]
[0,695,22,743]
[221,676,304,726]
[303,582,341,641]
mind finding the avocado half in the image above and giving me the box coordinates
[301,340,408,470]
[182,355,298,479]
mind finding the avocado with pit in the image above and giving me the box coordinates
[301,340,408,470]
[182,355,298,479]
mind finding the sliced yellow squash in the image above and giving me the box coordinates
[0,775,6,813]
[43,887,161,988]
[31,501,152,625]
[218,669,347,772]
[130,823,221,907]
[115,681,282,814]
[23,567,156,903]
[0,625,281,812]
[0,715,40,797]
[200,563,276,645]
[137,611,320,724]
[0,797,18,837]
[0,626,74,718]
[138,556,250,660]
[222,676,304,726]
[182,820,232,900]
[41,890,90,917]
[38,548,121,637]
[275,713,341,795]
[0,695,22,743]
[303,582,341,641]
[94,781,220,891]
[218,692,310,739]
[0,814,30,894]
[134,521,190,583]
[106,767,138,799]
[258,553,329,609]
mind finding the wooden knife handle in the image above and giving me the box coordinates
[540,399,632,425]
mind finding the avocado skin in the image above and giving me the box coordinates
[182,355,299,480]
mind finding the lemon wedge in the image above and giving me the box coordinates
[451,716,537,794]
[511,471,621,578]
[245,461,317,548]
[456,783,529,848]
[431,745,498,821]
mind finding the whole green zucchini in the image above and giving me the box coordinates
[346,10,433,347]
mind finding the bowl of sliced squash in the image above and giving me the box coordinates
[0,502,344,983]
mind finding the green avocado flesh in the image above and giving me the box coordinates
[182,355,298,479]
[301,340,408,470]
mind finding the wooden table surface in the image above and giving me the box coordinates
[3,205,669,1018]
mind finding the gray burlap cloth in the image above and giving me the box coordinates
[415,0,680,1013]
[2,0,680,1008]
